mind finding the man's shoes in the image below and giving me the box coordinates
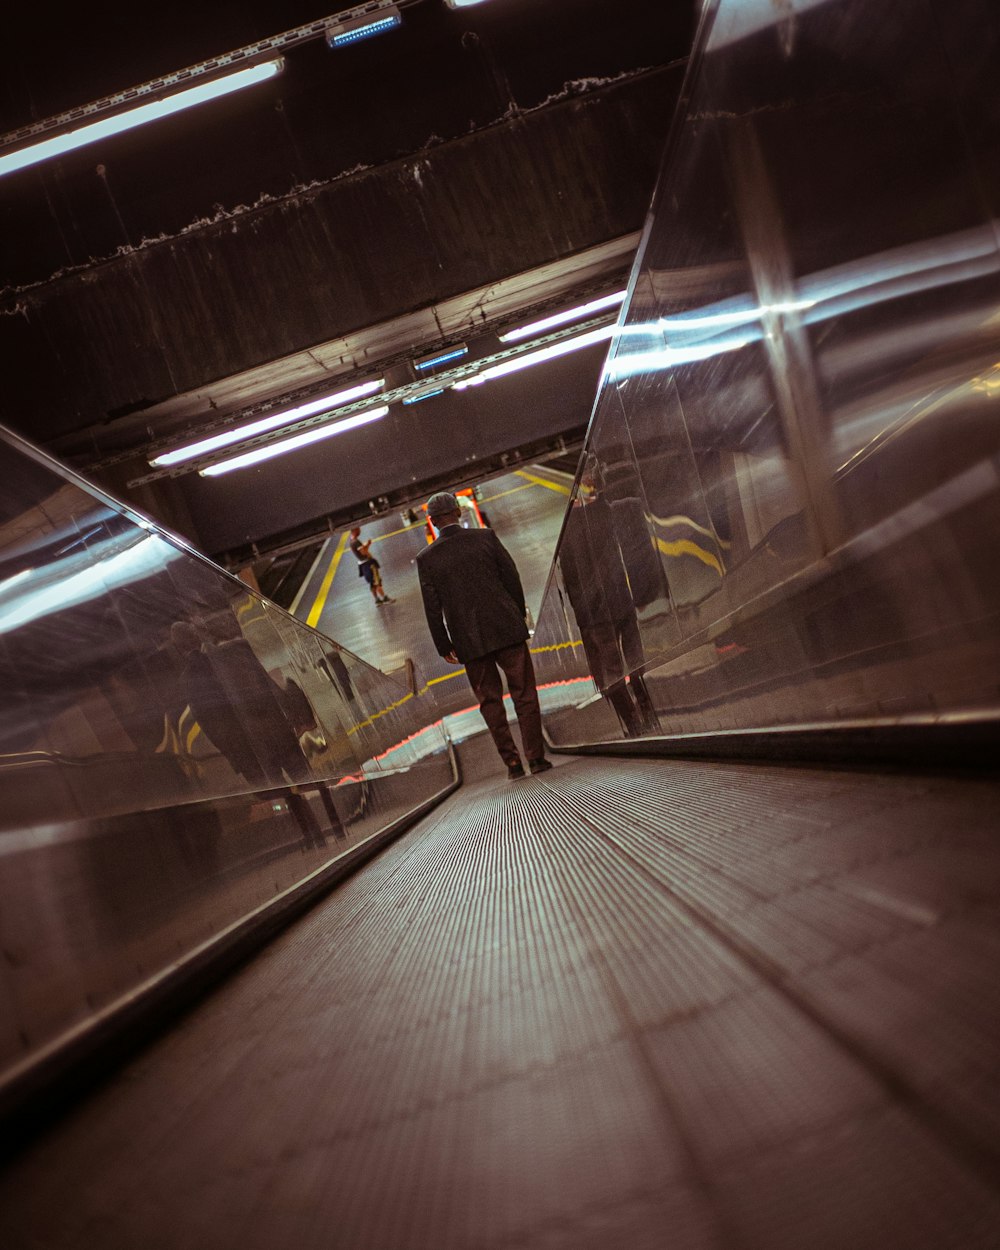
[506,759,526,779]
[377,596,394,605]
[527,758,553,774]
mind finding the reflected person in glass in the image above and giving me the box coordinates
[173,615,337,848]
[558,458,660,738]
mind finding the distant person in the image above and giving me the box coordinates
[417,491,551,780]
[349,527,393,606]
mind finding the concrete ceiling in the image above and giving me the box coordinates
[0,0,700,560]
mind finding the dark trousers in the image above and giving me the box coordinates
[464,641,545,763]
[580,614,659,737]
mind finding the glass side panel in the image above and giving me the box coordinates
[0,425,453,1085]
[535,0,1000,745]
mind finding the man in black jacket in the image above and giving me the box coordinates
[417,492,551,779]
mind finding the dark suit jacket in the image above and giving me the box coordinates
[560,497,633,629]
[417,525,529,662]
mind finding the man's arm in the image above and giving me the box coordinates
[418,560,458,659]
[490,532,527,618]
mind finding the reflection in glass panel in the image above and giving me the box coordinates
[536,0,1000,746]
[0,423,454,1092]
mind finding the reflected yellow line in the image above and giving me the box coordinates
[651,512,718,540]
[347,690,415,735]
[236,597,268,627]
[656,536,724,576]
[307,531,350,628]
[651,511,731,551]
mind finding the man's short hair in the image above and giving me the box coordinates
[427,491,460,518]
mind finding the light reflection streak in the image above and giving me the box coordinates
[606,224,1000,382]
[0,533,174,635]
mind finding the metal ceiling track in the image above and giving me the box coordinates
[0,1,424,152]
[126,310,620,488]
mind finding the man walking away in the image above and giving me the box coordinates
[417,492,552,780]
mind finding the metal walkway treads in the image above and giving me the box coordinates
[1,754,999,1250]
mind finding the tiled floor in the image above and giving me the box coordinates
[2,751,999,1249]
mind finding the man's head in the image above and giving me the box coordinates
[426,491,461,526]
[350,526,361,538]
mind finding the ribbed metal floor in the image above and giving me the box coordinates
[2,752,1000,1249]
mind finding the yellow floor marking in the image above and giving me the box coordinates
[530,638,584,655]
[514,469,572,495]
[417,669,467,696]
[477,480,540,505]
[306,531,350,628]
[352,639,586,729]
[370,521,424,544]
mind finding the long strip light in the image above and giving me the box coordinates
[414,344,468,371]
[402,386,446,405]
[498,290,627,342]
[150,378,385,467]
[453,324,616,390]
[0,59,284,179]
[326,6,402,47]
[201,407,389,476]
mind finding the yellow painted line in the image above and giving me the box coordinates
[306,531,350,628]
[424,670,466,687]
[370,521,423,544]
[410,640,583,696]
[411,669,468,697]
[656,536,724,576]
[514,469,572,496]
[530,638,584,655]
[477,480,535,500]
[352,638,586,729]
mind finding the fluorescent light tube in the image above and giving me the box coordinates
[499,290,627,342]
[326,6,402,47]
[453,325,615,390]
[150,378,385,466]
[402,387,445,405]
[414,345,468,371]
[0,59,283,179]
[201,407,389,476]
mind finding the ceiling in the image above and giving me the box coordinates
[0,0,700,561]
